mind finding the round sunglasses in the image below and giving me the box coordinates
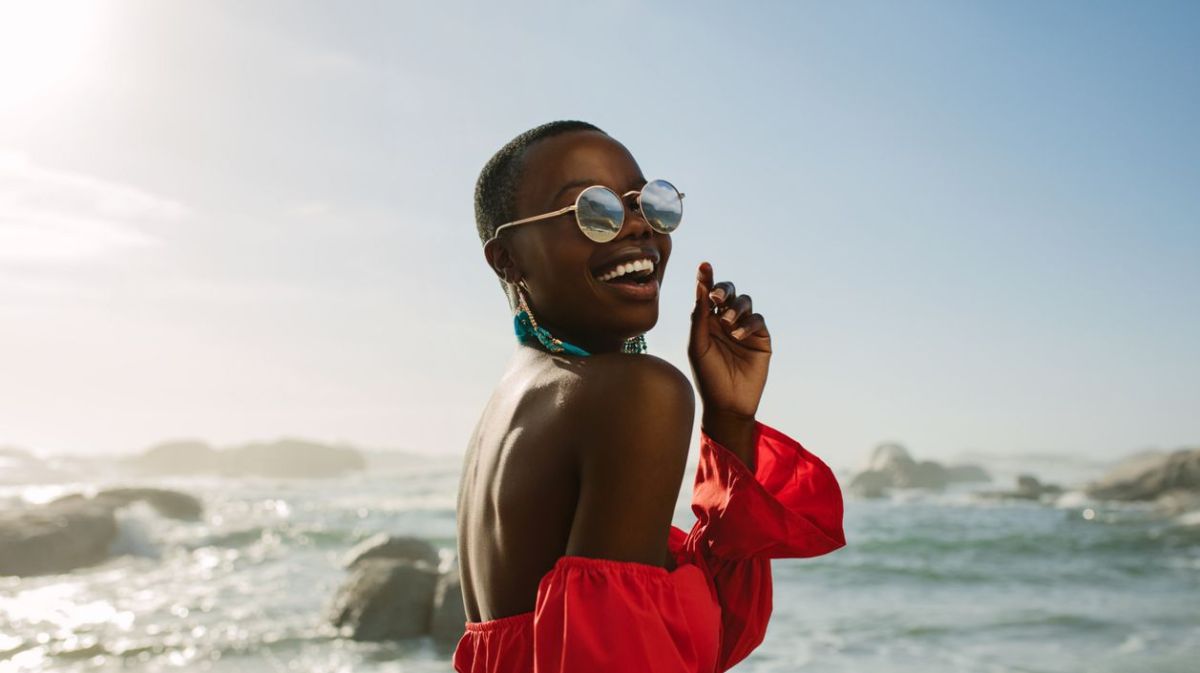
[489,178,685,244]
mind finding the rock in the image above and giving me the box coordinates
[94,488,204,521]
[1014,474,1063,499]
[128,440,221,473]
[848,470,890,498]
[329,559,440,641]
[904,460,949,489]
[865,443,916,474]
[343,534,440,569]
[1,487,204,576]
[222,439,366,478]
[945,464,992,483]
[849,443,990,496]
[430,566,467,654]
[1155,489,1200,516]
[0,498,119,576]
[47,488,204,521]
[849,443,939,494]
[126,437,366,479]
[975,474,1064,502]
[1086,448,1200,502]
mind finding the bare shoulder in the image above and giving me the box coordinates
[565,352,695,410]
[559,353,696,565]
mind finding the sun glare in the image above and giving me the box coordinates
[0,1,105,110]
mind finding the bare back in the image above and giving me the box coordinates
[455,344,683,623]
[456,345,590,623]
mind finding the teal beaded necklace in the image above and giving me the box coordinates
[513,284,647,356]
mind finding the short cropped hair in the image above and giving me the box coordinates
[475,120,607,310]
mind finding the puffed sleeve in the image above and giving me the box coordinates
[531,555,721,673]
[672,419,846,671]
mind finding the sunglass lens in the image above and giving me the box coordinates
[576,186,624,242]
[640,179,683,234]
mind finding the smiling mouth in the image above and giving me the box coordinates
[593,259,657,286]
[599,271,656,287]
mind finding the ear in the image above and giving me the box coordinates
[483,237,523,285]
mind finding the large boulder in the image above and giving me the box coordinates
[95,488,204,521]
[1087,448,1200,502]
[849,443,991,496]
[342,534,440,569]
[945,464,992,483]
[430,566,467,654]
[847,469,890,499]
[0,499,119,576]
[329,559,441,641]
[2,487,205,576]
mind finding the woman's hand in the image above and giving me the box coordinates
[687,261,772,420]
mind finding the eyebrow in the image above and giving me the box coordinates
[549,178,648,204]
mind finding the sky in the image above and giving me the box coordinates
[0,0,1197,466]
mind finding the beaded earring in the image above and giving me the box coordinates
[512,282,646,356]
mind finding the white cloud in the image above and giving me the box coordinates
[0,150,188,263]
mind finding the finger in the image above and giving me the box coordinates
[691,262,715,354]
[709,280,736,310]
[730,313,767,341]
[719,293,753,326]
[692,261,715,323]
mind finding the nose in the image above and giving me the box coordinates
[616,194,654,240]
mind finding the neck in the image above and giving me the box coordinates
[542,320,633,355]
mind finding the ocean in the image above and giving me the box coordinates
[1,451,1197,672]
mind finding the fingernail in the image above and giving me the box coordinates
[721,309,736,324]
[731,327,747,339]
[709,289,725,302]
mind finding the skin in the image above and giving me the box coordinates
[457,129,772,623]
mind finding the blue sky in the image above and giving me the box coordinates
[0,1,1196,465]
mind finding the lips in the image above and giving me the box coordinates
[590,246,661,278]
[599,276,659,301]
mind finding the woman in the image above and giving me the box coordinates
[453,120,845,673]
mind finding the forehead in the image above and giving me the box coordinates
[516,130,644,210]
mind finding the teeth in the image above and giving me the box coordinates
[597,258,655,282]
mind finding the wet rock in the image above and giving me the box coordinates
[94,488,204,521]
[47,488,204,521]
[1086,448,1200,502]
[0,499,118,576]
[975,474,1064,502]
[848,469,890,499]
[329,559,440,641]
[1155,489,1200,516]
[343,534,440,569]
[849,443,991,496]
[2,487,205,576]
[945,464,992,483]
[431,566,467,654]
[985,474,1064,501]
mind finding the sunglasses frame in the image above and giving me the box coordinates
[488,178,685,244]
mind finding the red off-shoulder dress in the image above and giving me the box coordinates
[452,420,846,673]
